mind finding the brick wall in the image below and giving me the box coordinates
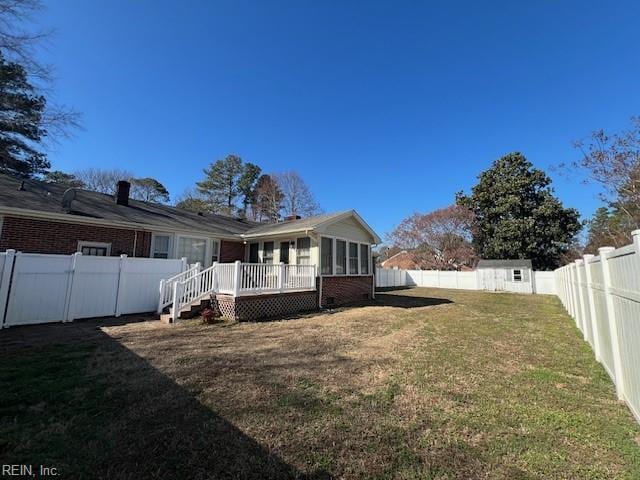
[321,275,373,306]
[220,240,245,262]
[0,215,151,257]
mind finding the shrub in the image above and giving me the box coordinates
[201,308,219,324]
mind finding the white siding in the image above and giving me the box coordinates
[323,217,375,244]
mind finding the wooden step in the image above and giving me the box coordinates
[159,298,211,324]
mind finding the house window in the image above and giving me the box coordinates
[249,242,259,263]
[336,240,346,275]
[78,241,111,256]
[177,237,207,266]
[151,235,170,259]
[280,241,290,264]
[211,239,220,263]
[349,242,359,274]
[321,237,333,275]
[296,237,311,265]
[360,244,369,274]
[513,269,522,282]
[263,241,274,264]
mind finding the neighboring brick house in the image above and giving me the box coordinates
[0,174,381,312]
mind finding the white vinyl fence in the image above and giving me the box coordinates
[555,230,640,424]
[0,250,186,327]
[376,268,556,294]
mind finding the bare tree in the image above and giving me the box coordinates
[251,174,283,221]
[74,168,134,194]
[570,117,640,226]
[0,0,80,143]
[276,171,321,218]
[388,205,476,270]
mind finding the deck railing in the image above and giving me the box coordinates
[165,261,316,320]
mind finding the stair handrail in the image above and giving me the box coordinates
[170,263,218,321]
[157,262,201,313]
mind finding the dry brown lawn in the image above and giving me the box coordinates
[1,287,639,479]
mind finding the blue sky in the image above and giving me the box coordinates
[37,0,640,239]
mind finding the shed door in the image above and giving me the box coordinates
[494,269,506,291]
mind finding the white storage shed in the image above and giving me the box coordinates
[476,259,533,294]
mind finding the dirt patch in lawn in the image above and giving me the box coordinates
[1,288,639,479]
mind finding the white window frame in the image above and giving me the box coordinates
[262,241,275,264]
[319,235,372,277]
[176,234,210,267]
[151,233,172,259]
[77,241,111,256]
[210,239,221,263]
[513,269,523,282]
[295,237,312,265]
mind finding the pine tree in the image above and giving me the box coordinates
[196,155,244,215]
[0,52,49,177]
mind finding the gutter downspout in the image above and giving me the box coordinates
[133,230,138,257]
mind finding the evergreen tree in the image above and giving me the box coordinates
[42,170,84,188]
[196,155,243,215]
[130,177,170,203]
[0,52,48,177]
[237,162,261,217]
[456,152,581,270]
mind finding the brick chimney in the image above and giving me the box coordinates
[116,180,131,206]
[284,214,302,222]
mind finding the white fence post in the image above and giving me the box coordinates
[181,257,188,272]
[63,252,81,323]
[599,246,625,400]
[157,279,166,314]
[0,249,15,328]
[575,259,590,341]
[582,254,601,361]
[570,262,581,330]
[115,254,127,317]
[233,260,242,297]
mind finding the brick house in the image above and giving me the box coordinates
[0,174,380,318]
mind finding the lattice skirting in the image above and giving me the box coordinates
[211,290,319,321]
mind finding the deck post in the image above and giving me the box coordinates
[171,281,181,323]
[599,246,624,400]
[212,262,218,292]
[233,260,242,297]
[278,262,285,292]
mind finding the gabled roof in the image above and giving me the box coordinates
[477,259,532,268]
[242,210,381,243]
[0,174,257,238]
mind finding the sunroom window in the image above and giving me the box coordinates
[336,240,346,275]
[360,244,369,274]
[321,237,333,274]
[349,242,359,274]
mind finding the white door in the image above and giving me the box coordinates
[494,269,506,291]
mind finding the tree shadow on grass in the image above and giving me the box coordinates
[373,292,453,309]
[0,325,330,480]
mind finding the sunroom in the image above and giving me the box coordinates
[160,210,381,322]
